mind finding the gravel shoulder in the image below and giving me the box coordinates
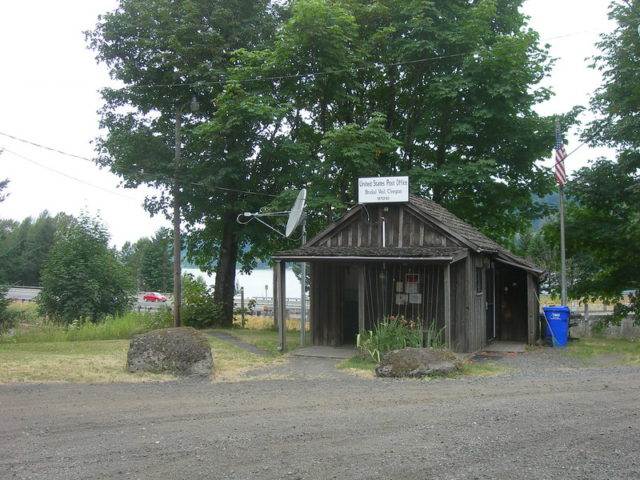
[2,348,639,480]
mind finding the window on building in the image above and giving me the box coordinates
[476,267,483,293]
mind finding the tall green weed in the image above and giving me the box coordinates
[357,316,444,363]
[0,311,171,343]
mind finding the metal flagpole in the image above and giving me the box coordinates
[559,182,567,306]
[554,120,568,306]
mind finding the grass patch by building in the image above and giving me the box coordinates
[0,335,286,383]
[0,340,174,383]
[0,311,297,383]
[566,337,640,365]
[337,353,507,378]
[1,307,171,344]
[220,327,307,355]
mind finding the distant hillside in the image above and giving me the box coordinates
[532,193,559,231]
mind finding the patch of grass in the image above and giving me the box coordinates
[218,328,308,355]
[206,336,281,380]
[1,312,171,344]
[565,337,640,365]
[233,314,310,332]
[337,355,377,375]
[0,340,173,383]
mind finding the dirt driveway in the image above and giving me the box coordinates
[1,350,639,479]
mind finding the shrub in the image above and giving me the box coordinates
[0,286,18,332]
[182,274,224,328]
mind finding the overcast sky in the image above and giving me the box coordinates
[0,0,615,248]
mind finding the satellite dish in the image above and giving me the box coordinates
[285,188,306,237]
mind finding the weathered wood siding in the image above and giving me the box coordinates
[450,258,469,352]
[467,254,488,353]
[527,273,539,344]
[316,206,459,249]
[300,202,541,352]
[310,263,344,346]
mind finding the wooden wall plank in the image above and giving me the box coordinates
[444,263,451,349]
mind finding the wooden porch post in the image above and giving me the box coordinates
[275,260,287,352]
[444,263,452,350]
[527,273,538,345]
[358,265,366,333]
[272,264,278,329]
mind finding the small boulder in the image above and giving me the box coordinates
[127,327,213,377]
[375,347,460,378]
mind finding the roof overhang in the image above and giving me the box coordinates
[272,255,454,263]
[494,253,546,276]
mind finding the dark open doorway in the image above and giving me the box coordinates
[495,264,528,342]
[342,265,359,344]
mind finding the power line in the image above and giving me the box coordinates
[0,131,92,162]
[0,132,278,198]
[0,145,140,201]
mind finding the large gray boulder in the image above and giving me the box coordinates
[127,327,213,377]
[375,347,460,378]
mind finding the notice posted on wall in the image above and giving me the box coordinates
[405,283,418,294]
[395,294,408,305]
[409,293,422,304]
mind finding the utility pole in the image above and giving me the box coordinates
[173,109,182,327]
[172,96,199,328]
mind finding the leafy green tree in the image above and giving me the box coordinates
[87,0,280,326]
[90,0,565,327]
[38,214,136,324]
[568,0,640,322]
[518,227,597,298]
[220,0,560,239]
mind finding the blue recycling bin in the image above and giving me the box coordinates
[543,306,571,347]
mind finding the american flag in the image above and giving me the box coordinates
[554,125,567,185]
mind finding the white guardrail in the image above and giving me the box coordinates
[3,286,308,316]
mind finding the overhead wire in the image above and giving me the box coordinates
[0,145,140,201]
[0,131,93,163]
[0,131,278,199]
[1,24,605,195]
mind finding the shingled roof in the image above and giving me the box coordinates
[275,194,544,275]
[406,195,544,274]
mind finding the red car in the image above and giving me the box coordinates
[143,292,167,302]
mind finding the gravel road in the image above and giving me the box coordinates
[1,349,639,480]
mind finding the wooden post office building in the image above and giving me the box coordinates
[273,194,544,353]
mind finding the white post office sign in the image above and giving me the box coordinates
[358,176,409,204]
